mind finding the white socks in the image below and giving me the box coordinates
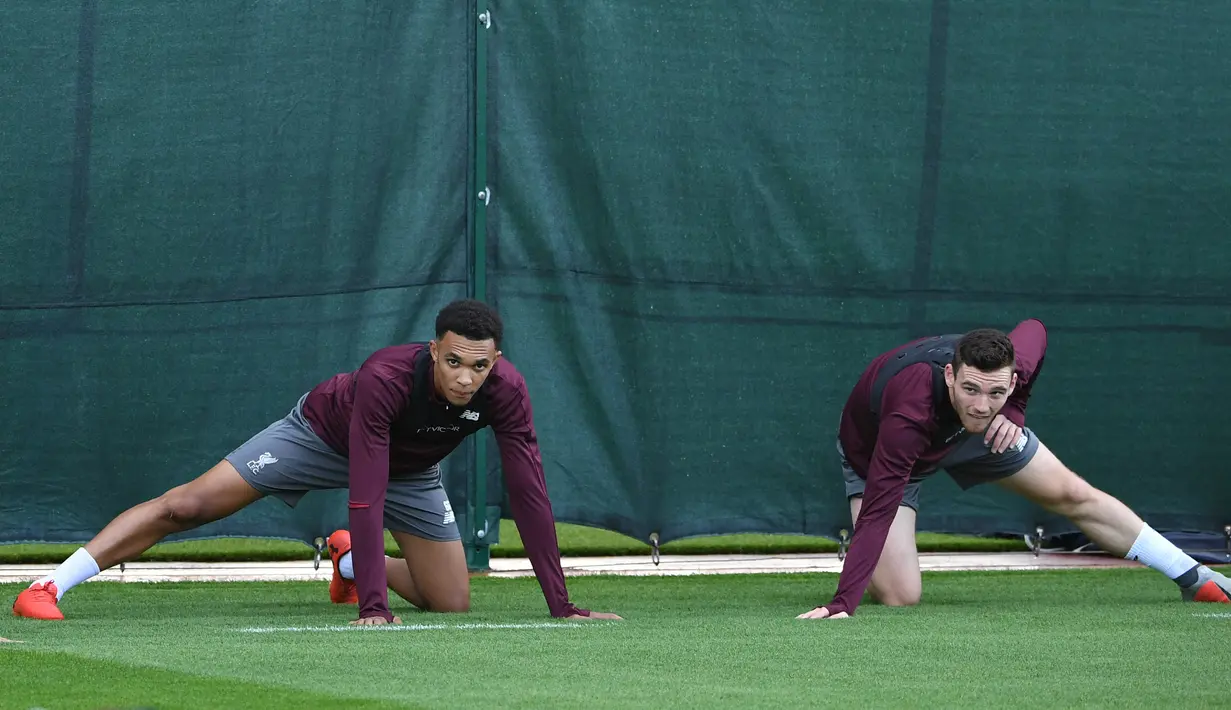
[34,547,101,600]
[337,552,396,581]
[1126,524,1199,581]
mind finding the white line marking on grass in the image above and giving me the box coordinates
[240,622,586,633]
[1192,612,1231,618]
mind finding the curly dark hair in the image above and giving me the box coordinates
[953,328,1015,372]
[435,299,503,347]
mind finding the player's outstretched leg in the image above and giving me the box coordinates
[329,529,470,612]
[12,460,264,620]
[998,442,1229,604]
[850,497,922,606]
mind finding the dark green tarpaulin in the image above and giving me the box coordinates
[2,2,1228,558]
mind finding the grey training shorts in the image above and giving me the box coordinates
[226,393,460,542]
[840,426,1040,511]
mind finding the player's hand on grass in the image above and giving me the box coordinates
[984,414,1022,454]
[350,615,402,626]
[796,606,849,620]
[566,611,623,620]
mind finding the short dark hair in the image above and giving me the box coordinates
[435,299,503,347]
[953,328,1015,373]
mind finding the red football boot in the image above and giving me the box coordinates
[327,530,358,605]
[13,582,64,620]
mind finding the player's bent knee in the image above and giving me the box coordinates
[871,578,922,607]
[870,567,923,607]
[877,590,922,607]
[426,590,470,613]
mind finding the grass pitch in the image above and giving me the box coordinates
[3,569,1228,709]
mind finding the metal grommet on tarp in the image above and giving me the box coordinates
[313,536,325,571]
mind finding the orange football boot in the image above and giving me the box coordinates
[327,530,358,605]
[1182,566,1231,604]
[13,582,64,620]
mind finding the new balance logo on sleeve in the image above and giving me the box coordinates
[459,410,481,421]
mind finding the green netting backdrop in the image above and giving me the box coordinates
[2,1,1227,555]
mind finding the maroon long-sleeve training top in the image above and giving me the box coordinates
[301,343,586,622]
[828,319,1047,615]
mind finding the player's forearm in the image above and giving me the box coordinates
[826,476,907,615]
[1008,319,1047,384]
[348,500,392,621]
[498,440,581,617]
[347,457,393,621]
[1001,319,1047,426]
[508,491,580,617]
[999,399,1028,428]
[346,370,402,620]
